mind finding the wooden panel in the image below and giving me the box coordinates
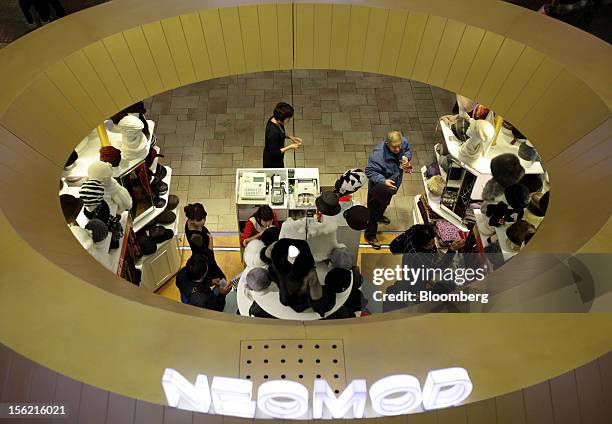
[313,4,332,69]
[428,19,466,89]
[362,7,389,73]
[64,49,118,115]
[123,26,164,96]
[45,60,101,127]
[445,25,486,93]
[549,371,581,424]
[258,4,280,71]
[412,15,447,83]
[295,3,315,68]
[395,12,428,78]
[0,344,12,401]
[28,362,58,403]
[102,33,149,102]
[491,46,545,116]
[164,407,194,424]
[219,7,246,75]
[575,360,607,424]
[142,21,180,90]
[504,57,563,124]
[0,105,57,165]
[180,12,214,82]
[598,352,612,418]
[495,391,526,424]
[466,398,497,423]
[436,405,468,423]
[346,6,370,71]
[13,91,72,155]
[134,400,164,424]
[200,9,230,77]
[53,374,82,424]
[518,69,582,151]
[378,11,408,75]
[460,31,504,99]
[523,381,555,424]
[161,16,197,87]
[406,412,437,424]
[329,4,351,70]
[477,38,525,107]
[106,393,136,424]
[83,41,134,109]
[193,412,223,424]
[77,384,109,424]
[529,82,609,159]
[27,75,90,140]
[238,5,263,73]
[276,3,293,70]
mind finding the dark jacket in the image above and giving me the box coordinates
[365,138,412,188]
[175,268,226,311]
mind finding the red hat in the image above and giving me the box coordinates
[99,146,122,167]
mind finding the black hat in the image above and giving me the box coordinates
[343,205,370,231]
[490,153,525,187]
[260,226,280,246]
[324,268,351,293]
[85,219,109,243]
[64,150,78,169]
[519,174,544,193]
[166,194,179,211]
[151,177,168,195]
[504,183,531,209]
[153,196,166,208]
[315,192,341,216]
[155,210,176,225]
[137,235,157,255]
[156,163,167,180]
[149,225,174,243]
[59,194,83,223]
[451,117,470,142]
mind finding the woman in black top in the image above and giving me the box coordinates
[184,203,225,280]
[263,102,302,168]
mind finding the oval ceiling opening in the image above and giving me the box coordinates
[58,69,549,318]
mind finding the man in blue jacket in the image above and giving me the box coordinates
[364,131,412,249]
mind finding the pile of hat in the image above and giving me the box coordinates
[135,194,180,256]
[483,153,549,249]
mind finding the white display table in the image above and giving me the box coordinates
[237,262,353,320]
[439,120,544,175]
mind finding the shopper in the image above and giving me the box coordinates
[176,254,230,311]
[240,205,279,247]
[364,131,412,249]
[20,0,65,27]
[384,224,465,312]
[184,202,225,279]
[263,102,302,168]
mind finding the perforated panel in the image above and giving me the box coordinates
[240,339,346,393]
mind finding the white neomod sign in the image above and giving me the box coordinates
[162,367,472,419]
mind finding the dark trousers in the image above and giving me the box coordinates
[365,182,397,239]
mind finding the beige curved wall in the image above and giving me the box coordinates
[0,0,611,415]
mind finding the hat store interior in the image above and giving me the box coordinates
[58,70,550,320]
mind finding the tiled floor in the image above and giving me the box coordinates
[148,70,456,235]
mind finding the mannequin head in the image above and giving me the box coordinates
[87,161,113,182]
[118,115,144,141]
[466,119,495,143]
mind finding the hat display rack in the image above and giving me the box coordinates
[59,104,182,292]
[416,103,549,264]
